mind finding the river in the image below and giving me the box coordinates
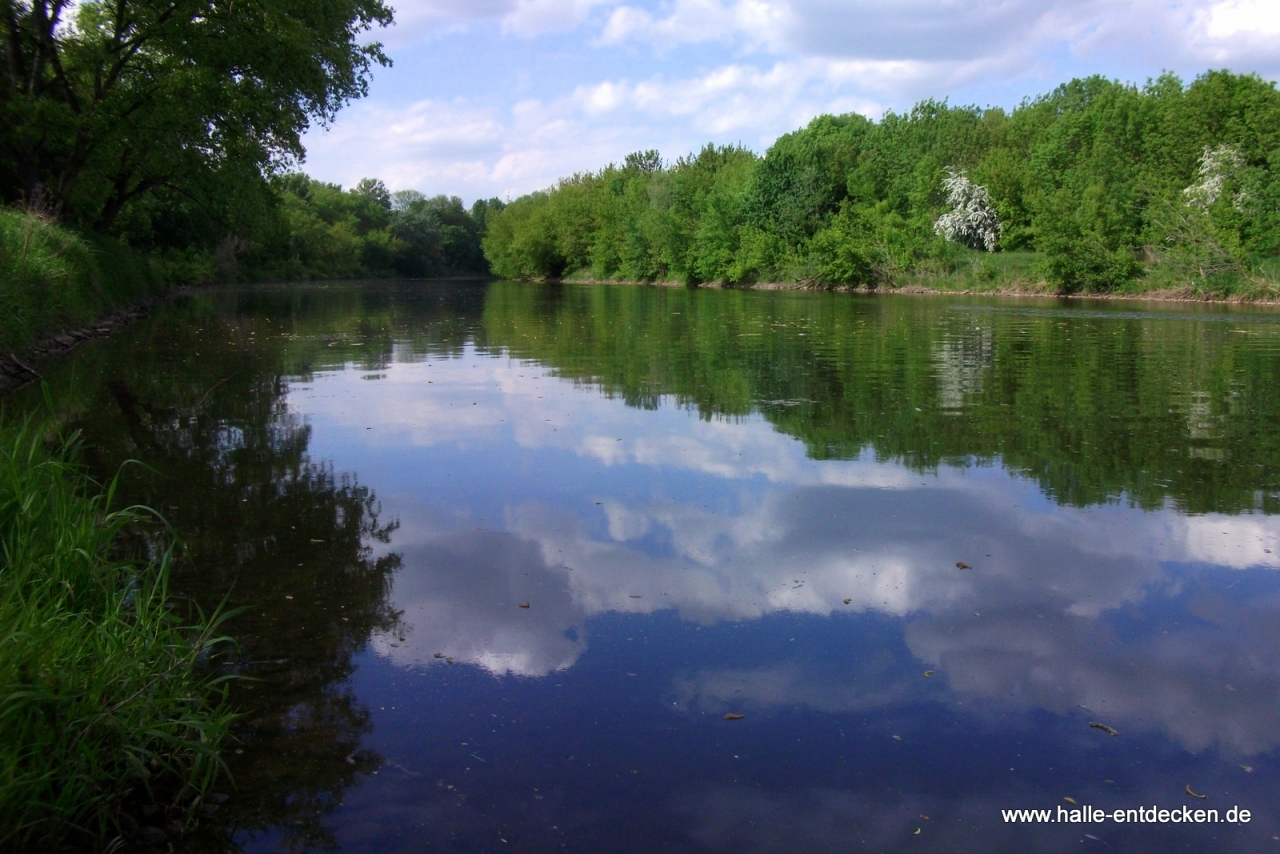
[20,280,1280,852]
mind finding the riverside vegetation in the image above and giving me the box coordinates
[1,0,415,849]
[0,420,236,850]
[481,71,1280,300]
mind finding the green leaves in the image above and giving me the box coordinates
[1,0,393,230]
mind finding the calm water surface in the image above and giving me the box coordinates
[22,280,1280,852]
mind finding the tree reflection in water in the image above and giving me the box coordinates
[58,299,404,851]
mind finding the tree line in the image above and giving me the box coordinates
[482,71,1280,295]
[184,175,503,281]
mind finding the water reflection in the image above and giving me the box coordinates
[350,364,1280,756]
[480,281,1280,512]
[25,291,421,849]
[18,281,1280,852]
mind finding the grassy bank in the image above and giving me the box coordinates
[0,208,163,356]
[881,250,1280,300]
[0,418,234,851]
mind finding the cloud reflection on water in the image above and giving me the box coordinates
[304,352,1280,756]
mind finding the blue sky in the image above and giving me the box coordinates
[300,0,1280,204]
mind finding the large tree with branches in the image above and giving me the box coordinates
[0,0,392,229]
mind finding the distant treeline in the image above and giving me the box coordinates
[482,71,1280,296]
[190,175,504,282]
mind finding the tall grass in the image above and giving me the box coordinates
[0,417,235,851]
[0,207,159,355]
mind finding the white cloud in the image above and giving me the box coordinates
[595,0,1280,93]
[1206,0,1280,37]
[301,100,505,194]
[302,95,633,199]
[385,0,618,41]
[304,61,881,199]
[598,0,785,48]
[502,0,618,36]
[568,60,885,134]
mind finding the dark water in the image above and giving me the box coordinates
[20,280,1280,852]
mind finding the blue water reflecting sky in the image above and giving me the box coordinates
[250,341,1280,852]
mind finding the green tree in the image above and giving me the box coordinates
[0,0,392,229]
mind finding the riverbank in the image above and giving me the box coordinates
[553,253,1280,305]
[0,208,169,368]
[0,300,168,396]
[0,420,235,851]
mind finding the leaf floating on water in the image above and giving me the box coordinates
[518,603,530,609]
[1185,784,1207,799]
[1089,721,1119,736]
[433,653,444,659]
[913,828,921,835]
[1241,765,1253,773]
[892,735,903,741]
[724,713,745,721]
[1064,797,1077,805]
[955,561,972,570]
[310,539,324,543]
[923,670,935,677]
[843,598,852,604]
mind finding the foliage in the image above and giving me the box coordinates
[483,71,1280,296]
[0,207,159,353]
[0,0,392,234]
[241,175,498,281]
[0,418,235,850]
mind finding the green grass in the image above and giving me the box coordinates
[0,207,161,355]
[883,250,1046,293]
[0,415,235,851]
[1133,254,1280,301]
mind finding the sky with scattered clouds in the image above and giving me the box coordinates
[300,0,1280,204]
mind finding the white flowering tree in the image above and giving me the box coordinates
[933,169,1001,252]
[1150,143,1250,280]
[1182,144,1247,211]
